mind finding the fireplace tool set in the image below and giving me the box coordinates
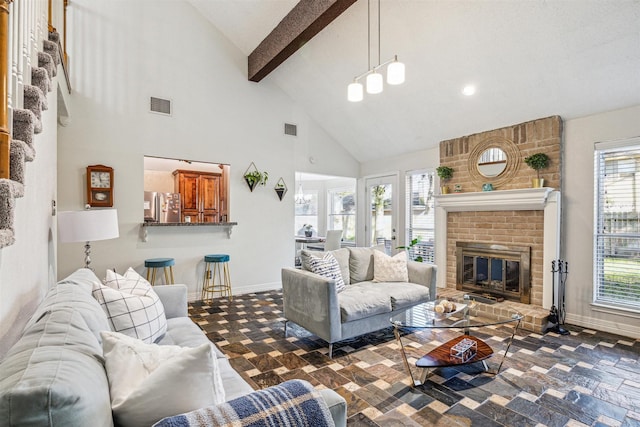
[545,259,569,335]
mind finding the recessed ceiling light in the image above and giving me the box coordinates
[462,85,476,96]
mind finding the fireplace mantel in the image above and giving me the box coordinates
[435,187,555,212]
[434,187,561,309]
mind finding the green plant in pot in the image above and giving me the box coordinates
[436,166,454,194]
[524,153,549,188]
[397,237,425,262]
[244,170,268,191]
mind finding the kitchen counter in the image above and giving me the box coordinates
[140,222,237,241]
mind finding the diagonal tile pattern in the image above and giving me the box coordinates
[189,291,640,427]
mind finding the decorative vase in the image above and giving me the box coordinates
[305,230,312,237]
[532,178,544,188]
[441,186,450,194]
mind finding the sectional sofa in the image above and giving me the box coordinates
[0,268,346,426]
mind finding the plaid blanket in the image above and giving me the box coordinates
[153,379,335,427]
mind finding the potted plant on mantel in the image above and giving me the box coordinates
[436,166,454,194]
[524,152,550,188]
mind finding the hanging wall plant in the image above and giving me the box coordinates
[244,162,269,192]
[274,177,288,201]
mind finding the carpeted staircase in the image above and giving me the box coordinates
[0,33,61,248]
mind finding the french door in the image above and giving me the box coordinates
[365,174,398,251]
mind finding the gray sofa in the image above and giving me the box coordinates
[0,268,346,427]
[282,247,437,358]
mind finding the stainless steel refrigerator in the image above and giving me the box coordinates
[144,191,181,223]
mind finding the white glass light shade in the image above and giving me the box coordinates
[347,81,363,102]
[58,209,120,243]
[387,60,405,85]
[366,72,383,94]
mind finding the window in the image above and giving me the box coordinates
[294,190,318,234]
[594,138,640,309]
[405,170,435,263]
[328,188,356,244]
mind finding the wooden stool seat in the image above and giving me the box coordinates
[144,258,175,285]
[202,254,232,301]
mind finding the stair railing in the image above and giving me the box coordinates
[1,0,11,179]
[1,0,66,179]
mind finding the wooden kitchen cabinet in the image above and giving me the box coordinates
[173,170,221,223]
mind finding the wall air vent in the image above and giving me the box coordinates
[150,97,172,115]
[284,123,297,136]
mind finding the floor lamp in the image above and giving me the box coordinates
[58,208,119,269]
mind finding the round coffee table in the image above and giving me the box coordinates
[390,296,523,387]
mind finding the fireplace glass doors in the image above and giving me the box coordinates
[456,242,531,303]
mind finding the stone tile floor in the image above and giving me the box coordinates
[189,291,640,427]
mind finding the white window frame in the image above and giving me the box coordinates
[404,169,436,263]
[327,186,356,244]
[593,137,640,311]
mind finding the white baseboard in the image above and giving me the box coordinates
[565,313,640,339]
[187,281,281,302]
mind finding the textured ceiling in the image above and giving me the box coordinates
[188,0,640,163]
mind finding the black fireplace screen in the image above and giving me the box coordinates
[462,255,521,295]
[457,242,531,304]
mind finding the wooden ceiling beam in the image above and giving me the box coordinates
[248,0,357,82]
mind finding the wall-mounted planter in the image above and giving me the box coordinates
[274,177,288,201]
[243,162,268,192]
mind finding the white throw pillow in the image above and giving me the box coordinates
[373,250,409,282]
[307,252,346,293]
[101,331,225,427]
[92,268,167,343]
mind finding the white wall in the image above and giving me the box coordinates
[563,104,640,338]
[56,0,358,300]
[0,86,58,359]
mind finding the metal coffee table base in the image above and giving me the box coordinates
[393,325,519,388]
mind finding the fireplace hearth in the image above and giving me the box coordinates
[456,241,531,304]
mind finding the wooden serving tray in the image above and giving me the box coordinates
[416,335,493,369]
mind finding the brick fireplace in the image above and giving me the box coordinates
[434,116,563,309]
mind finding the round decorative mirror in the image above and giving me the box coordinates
[477,148,507,177]
[468,137,520,189]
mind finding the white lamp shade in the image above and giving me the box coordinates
[366,72,383,94]
[387,60,405,85]
[58,209,119,243]
[347,82,363,102]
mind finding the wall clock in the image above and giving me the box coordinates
[86,164,114,207]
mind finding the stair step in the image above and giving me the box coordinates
[32,67,51,101]
[37,51,56,78]
[13,109,37,156]
[9,140,33,196]
[0,179,24,248]
[42,39,60,67]
[23,85,44,134]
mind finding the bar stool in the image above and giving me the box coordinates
[144,258,175,285]
[202,254,232,301]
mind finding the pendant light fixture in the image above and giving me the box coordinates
[295,173,311,205]
[347,0,405,102]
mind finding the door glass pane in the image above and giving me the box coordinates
[370,184,392,244]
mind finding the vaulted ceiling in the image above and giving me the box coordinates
[188,0,640,163]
